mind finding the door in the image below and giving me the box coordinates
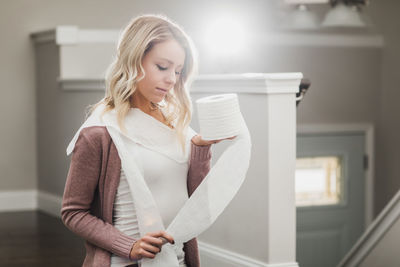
[296,133,366,267]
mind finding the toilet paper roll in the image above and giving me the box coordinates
[196,93,242,140]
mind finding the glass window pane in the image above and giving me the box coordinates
[295,156,342,207]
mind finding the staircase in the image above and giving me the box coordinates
[338,189,400,267]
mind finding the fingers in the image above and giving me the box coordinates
[159,236,169,245]
[130,240,158,260]
[146,231,175,245]
[137,246,157,259]
[192,134,237,146]
[142,235,164,247]
[211,135,237,144]
[131,231,175,260]
[140,242,161,254]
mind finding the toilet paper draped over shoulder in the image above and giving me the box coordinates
[66,104,196,163]
[64,94,252,267]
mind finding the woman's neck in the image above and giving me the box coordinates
[130,92,158,115]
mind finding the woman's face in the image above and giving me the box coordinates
[135,39,186,104]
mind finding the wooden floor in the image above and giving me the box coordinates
[0,211,85,266]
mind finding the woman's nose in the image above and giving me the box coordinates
[165,70,176,85]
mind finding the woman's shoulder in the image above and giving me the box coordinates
[78,126,112,148]
[80,125,109,137]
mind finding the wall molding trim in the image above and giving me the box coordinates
[198,241,299,267]
[31,26,384,48]
[0,190,62,217]
[31,26,120,45]
[0,190,37,211]
[192,73,302,94]
[58,73,303,94]
[37,190,63,217]
[255,32,384,48]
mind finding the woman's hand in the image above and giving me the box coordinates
[191,135,236,146]
[129,231,174,260]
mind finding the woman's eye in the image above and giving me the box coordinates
[156,64,168,71]
[157,64,181,75]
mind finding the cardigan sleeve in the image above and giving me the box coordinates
[184,142,212,267]
[187,142,212,197]
[61,130,136,259]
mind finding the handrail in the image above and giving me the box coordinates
[337,189,400,266]
[296,78,311,106]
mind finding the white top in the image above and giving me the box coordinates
[111,115,190,267]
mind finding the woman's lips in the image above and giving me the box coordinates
[156,87,167,93]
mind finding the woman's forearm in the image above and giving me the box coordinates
[61,131,136,259]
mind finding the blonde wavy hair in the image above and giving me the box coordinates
[88,14,198,152]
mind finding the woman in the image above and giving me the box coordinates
[61,14,230,267]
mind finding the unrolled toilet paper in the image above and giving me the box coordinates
[196,93,242,140]
[66,95,252,267]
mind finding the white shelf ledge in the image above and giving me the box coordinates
[31,26,384,48]
[58,73,303,94]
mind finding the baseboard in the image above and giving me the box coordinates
[0,190,37,211]
[198,241,299,267]
[0,190,62,217]
[37,190,62,217]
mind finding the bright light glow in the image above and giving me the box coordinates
[295,156,342,207]
[296,168,327,193]
[204,16,246,57]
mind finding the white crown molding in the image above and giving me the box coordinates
[192,73,302,94]
[31,26,384,48]
[259,32,384,48]
[31,26,119,45]
[198,241,299,267]
[58,73,303,94]
[77,29,120,44]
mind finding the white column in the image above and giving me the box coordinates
[264,74,300,266]
[191,73,302,267]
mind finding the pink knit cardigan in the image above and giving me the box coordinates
[61,126,212,267]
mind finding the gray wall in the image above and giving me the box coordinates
[1,0,399,219]
[368,0,400,216]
